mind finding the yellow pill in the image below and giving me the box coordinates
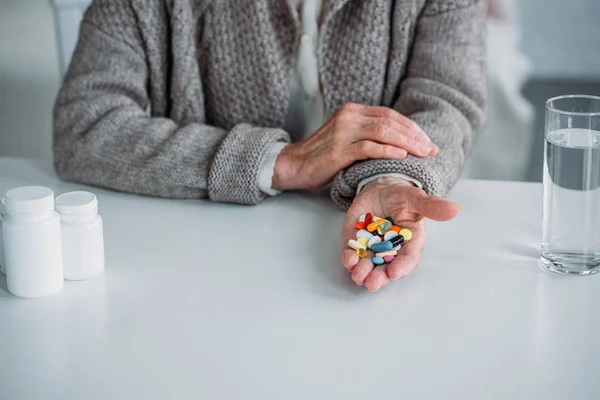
[357,237,369,248]
[399,228,412,241]
[356,248,368,258]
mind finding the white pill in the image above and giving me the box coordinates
[393,244,401,251]
[348,239,366,251]
[359,214,366,222]
[372,216,382,221]
[356,230,374,240]
[384,230,399,241]
[367,236,382,249]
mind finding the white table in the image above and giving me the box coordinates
[0,157,599,400]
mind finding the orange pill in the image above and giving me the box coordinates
[366,219,384,233]
[356,221,365,230]
[391,225,401,234]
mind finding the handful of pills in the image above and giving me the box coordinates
[347,213,412,266]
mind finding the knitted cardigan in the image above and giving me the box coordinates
[53,0,487,209]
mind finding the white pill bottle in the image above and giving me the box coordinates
[55,191,105,280]
[1,186,64,298]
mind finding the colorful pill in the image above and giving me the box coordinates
[357,237,369,248]
[367,236,382,249]
[375,250,398,257]
[385,216,395,225]
[371,241,393,253]
[356,248,368,258]
[384,230,398,241]
[399,228,412,241]
[377,220,392,235]
[391,225,401,234]
[359,214,367,222]
[366,219,385,233]
[390,235,405,247]
[383,255,395,264]
[355,221,365,230]
[356,230,374,241]
[372,257,385,265]
[348,239,366,251]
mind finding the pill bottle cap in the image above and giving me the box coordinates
[55,191,98,222]
[2,186,55,216]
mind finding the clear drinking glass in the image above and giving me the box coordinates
[542,95,600,275]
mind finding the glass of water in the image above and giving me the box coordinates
[542,95,600,275]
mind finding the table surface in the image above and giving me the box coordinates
[0,157,599,400]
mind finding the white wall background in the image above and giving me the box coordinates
[519,0,600,79]
[0,0,61,159]
[0,0,599,159]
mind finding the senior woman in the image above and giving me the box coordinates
[53,0,487,292]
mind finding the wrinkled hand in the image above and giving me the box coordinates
[272,102,437,191]
[341,177,461,292]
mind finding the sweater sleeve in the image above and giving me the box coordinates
[53,7,290,205]
[330,0,487,209]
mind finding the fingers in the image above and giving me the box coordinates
[347,103,417,132]
[342,249,360,271]
[348,141,408,162]
[336,102,438,159]
[341,205,366,272]
[410,192,462,222]
[341,209,359,247]
[386,237,424,280]
[353,232,425,290]
[358,117,437,158]
[364,266,391,292]
[351,257,375,286]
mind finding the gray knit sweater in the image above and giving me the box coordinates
[53,0,487,209]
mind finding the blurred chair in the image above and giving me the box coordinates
[51,0,534,182]
[462,0,535,181]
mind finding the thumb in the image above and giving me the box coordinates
[341,204,365,246]
[412,193,461,221]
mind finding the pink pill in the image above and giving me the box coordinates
[383,255,395,264]
[375,250,398,258]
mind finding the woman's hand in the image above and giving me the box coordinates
[341,177,461,292]
[272,103,438,191]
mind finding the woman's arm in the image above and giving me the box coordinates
[331,0,488,209]
[53,4,289,205]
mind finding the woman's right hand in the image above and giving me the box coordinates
[272,102,438,191]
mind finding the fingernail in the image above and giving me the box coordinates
[395,148,407,158]
[390,272,404,280]
[418,143,432,154]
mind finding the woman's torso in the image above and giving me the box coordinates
[115,0,424,131]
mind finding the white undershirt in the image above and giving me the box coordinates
[258,0,422,196]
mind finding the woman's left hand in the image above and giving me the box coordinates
[341,177,461,292]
